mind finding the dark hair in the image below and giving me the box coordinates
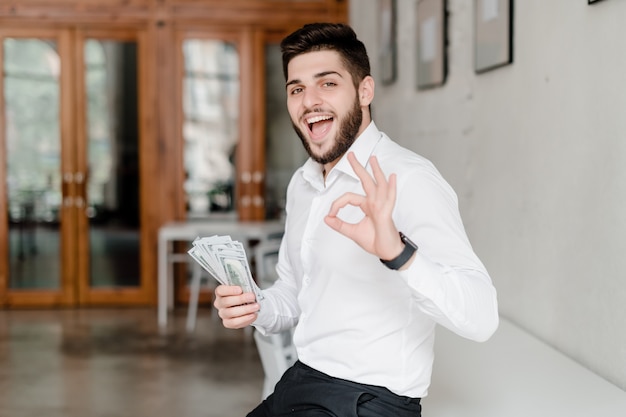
[280,23,371,89]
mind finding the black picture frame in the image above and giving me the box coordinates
[474,0,514,73]
[416,0,448,90]
[379,0,397,85]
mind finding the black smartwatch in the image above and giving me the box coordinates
[380,232,418,270]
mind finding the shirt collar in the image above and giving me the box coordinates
[331,121,382,182]
[300,121,382,188]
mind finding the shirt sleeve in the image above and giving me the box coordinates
[395,165,499,342]
[252,183,301,335]
[252,262,300,336]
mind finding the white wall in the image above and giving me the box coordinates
[351,0,626,390]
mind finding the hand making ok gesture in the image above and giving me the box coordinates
[324,152,408,263]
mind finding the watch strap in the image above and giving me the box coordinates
[380,232,418,270]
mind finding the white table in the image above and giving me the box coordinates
[157,219,285,327]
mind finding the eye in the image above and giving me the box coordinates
[289,87,303,95]
[322,81,337,88]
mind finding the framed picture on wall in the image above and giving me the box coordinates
[416,0,448,90]
[474,0,513,73]
[379,0,397,85]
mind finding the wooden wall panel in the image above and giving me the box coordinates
[169,0,347,28]
[0,0,347,26]
[0,1,153,24]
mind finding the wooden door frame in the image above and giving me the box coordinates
[172,26,267,222]
[0,25,154,307]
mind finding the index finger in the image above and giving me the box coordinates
[347,152,376,193]
[369,155,389,189]
[214,284,243,297]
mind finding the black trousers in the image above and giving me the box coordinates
[247,361,421,417]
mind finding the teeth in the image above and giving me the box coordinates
[306,115,332,124]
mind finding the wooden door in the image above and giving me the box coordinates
[0,26,151,307]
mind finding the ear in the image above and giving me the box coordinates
[358,75,375,107]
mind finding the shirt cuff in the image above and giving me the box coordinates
[251,294,274,335]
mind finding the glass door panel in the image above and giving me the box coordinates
[182,39,239,217]
[3,37,63,290]
[83,39,140,289]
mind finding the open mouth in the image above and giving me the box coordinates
[306,114,334,139]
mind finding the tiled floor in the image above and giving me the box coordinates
[6,307,626,417]
[0,307,264,417]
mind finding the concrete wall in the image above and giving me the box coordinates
[350,0,626,390]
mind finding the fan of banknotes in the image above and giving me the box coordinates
[188,235,264,301]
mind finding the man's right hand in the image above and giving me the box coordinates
[213,285,260,329]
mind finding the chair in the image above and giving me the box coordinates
[185,261,216,332]
[253,238,282,290]
[251,238,298,399]
[254,328,297,399]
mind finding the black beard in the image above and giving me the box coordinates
[293,95,363,165]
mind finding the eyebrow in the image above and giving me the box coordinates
[285,70,344,88]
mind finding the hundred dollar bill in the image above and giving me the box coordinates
[217,249,264,301]
[188,245,226,285]
[221,257,253,292]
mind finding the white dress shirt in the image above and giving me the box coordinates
[254,121,499,398]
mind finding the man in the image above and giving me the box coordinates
[214,22,499,416]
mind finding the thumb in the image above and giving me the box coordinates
[325,215,359,240]
[324,215,343,233]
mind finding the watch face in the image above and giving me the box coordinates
[400,232,417,250]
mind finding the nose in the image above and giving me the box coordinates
[301,88,322,109]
